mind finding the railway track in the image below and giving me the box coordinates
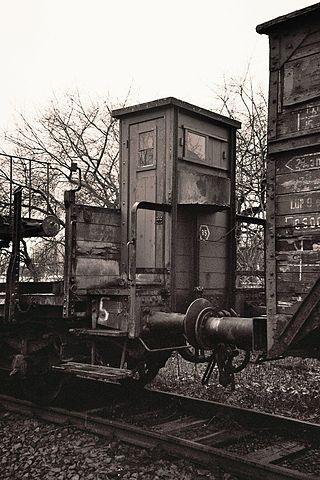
[0,387,319,480]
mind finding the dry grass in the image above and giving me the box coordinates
[152,354,320,421]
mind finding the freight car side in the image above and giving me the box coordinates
[257,3,320,358]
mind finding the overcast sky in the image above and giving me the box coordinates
[0,0,317,130]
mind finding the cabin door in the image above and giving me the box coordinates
[129,118,166,282]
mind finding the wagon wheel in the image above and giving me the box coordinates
[95,339,124,367]
[15,338,65,404]
[128,352,170,386]
[20,372,65,404]
[96,339,170,386]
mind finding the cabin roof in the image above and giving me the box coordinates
[112,97,241,129]
[257,2,320,34]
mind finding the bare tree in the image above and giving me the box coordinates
[214,75,267,287]
[3,91,122,213]
[0,91,125,280]
[215,74,267,216]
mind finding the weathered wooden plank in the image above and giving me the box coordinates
[276,169,320,194]
[136,208,156,269]
[277,306,297,315]
[277,102,320,137]
[203,288,226,295]
[298,30,320,47]
[277,275,314,294]
[267,70,279,138]
[176,221,194,240]
[276,191,320,215]
[76,275,121,291]
[265,157,277,336]
[276,229,320,239]
[277,294,304,315]
[76,223,121,243]
[135,169,157,270]
[198,211,229,227]
[277,262,320,274]
[275,151,320,175]
[276,293,308,311]
[199,256,227,274]
[198,271,227,289]
[279,27,310,70]
[283,52,320,106]
[277,270,319,282]
[199,241,227,258]
[74,205,120,225]
[75,258,119,276]
[277,237,320,251]
[276,212,320,230]
[276,250,320,262]
[76,240,120,259]
[176,224,228,244]
[245,440,306,463]
[176,240,193,256]
[277,253,320,271]
[176,254,193,273]
[269,132,320,154]
[176,272,194,289]
[290,40,320,62]
[199,227,228,243]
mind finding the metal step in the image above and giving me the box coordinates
[69,328,128,337]
[52,362,134,381]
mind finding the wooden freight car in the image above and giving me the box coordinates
[0,98,247,401]
[257,3,320,358]
[5,4,320,404]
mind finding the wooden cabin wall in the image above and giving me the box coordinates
[114,98,239,317]
[175,207,196,312]
[197,211,229,309]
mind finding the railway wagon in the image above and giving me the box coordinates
[257,2,320,359]
[1,3,320,405]
[0,98,254,402]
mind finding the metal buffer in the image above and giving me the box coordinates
[145,299,267,388]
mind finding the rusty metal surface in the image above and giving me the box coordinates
[204,316,254,351]
[4,189,22,324]
[178,168,230,206]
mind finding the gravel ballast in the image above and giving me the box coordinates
[1,355,319,479]
[0,408,236,480]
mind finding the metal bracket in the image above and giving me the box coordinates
[4,188,22,323]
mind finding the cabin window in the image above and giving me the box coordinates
[183,128,228,169]
[138,130,156,168]
[185,130,206,163]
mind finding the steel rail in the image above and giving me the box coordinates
[0,392,318,480]
[149,389,320,438]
